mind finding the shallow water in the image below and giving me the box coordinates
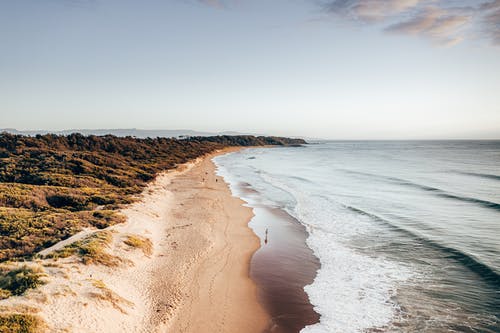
[214,141,500,333]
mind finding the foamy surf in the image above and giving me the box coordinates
[214,152,413,333]
[258,175,413,333]
[214,141,500,332]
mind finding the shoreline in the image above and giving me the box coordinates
[214,150,321,333]
[249,207,320,333]
[150,148,270,332]
[0,147,270,332]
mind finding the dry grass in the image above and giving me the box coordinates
[25,289,49,304]
[0,305,40,314]
[89,279,133,314]
[0,305,44,333]
[124,235,153,256]
[0,289,10,299]
[42,262,61,268]
[53,285,76,298]
[0,313,45,333]
[48,231,121,267]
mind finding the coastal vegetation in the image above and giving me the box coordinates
[46,230,121,267]
[89,279,133,314]
[0,313,44,333]
[123,235,153,256]
[0,265,45,299]
[0,133,305,262]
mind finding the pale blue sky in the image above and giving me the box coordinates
[1,0,499,139]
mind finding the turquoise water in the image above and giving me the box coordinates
[214,141,500,333]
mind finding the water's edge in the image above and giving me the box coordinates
[213,153,322,333]
[213,142,500,333]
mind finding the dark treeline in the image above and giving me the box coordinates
[0,133,305,186]
[0,133,305,261]
[185,135,306,147]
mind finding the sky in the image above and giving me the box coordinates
[0,0,499,139]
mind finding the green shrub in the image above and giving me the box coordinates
[45,194,88,210]
[0,266,44,296]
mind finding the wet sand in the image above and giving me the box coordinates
[243,197,321,332]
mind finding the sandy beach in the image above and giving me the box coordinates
[150,148,269,333]
[1,148,269,332]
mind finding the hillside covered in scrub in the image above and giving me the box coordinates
[0,133,306,261]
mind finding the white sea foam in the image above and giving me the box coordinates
[214,142,500,333]
[258,172,413,333]
[297,205,411,333]
[214,152,412,332]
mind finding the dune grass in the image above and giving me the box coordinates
[123,235,153,256]
[0,313,44,333]
[48,231,121,267]
[89,279,133,314]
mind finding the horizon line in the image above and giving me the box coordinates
[1,128,499,141]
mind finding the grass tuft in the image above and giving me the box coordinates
[0,313,44,333]
[0,289,11,300]
[0,265,45,298]
[89,279,133,314]
[123,235,152,256]
[48,231,121,267]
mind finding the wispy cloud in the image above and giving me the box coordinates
[321,0,500,46]
[324,0,423,22]
[385,6,470,46]
[192,0,500,46]
[480,0,500,44]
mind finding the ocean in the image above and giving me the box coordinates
[214,141,500,333]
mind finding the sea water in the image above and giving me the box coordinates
[214,141,500,333]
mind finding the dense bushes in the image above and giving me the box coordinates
[0,133,305,261]
[185,135,306,146]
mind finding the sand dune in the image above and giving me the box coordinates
[2,148,268,332]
